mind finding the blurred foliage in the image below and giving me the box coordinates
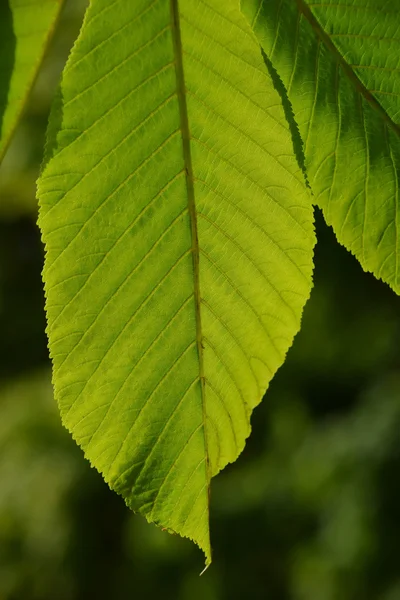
[0,0,400,598]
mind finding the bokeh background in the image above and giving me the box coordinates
[1,1,400,598]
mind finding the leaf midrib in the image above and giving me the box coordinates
[170,0,210,485]
[296,0,400,137]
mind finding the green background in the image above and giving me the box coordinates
[0,1,400,598]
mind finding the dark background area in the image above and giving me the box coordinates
[0,1,400,598]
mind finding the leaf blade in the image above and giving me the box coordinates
[243,0,400,292]
[0,0,65,162]
[38,0,315,561]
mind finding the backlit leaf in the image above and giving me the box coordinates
[37,0,315,561]
[243,0,400,292]
[0,0,65,162]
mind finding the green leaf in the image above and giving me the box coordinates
[0,0,65,162]
[37,0,315,562]
[243,0,400,293]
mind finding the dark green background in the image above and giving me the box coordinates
[0,1,400,598]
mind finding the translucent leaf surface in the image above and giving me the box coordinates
[0,0,65,162]
[37,0,315,561]
[243,0,400,292]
